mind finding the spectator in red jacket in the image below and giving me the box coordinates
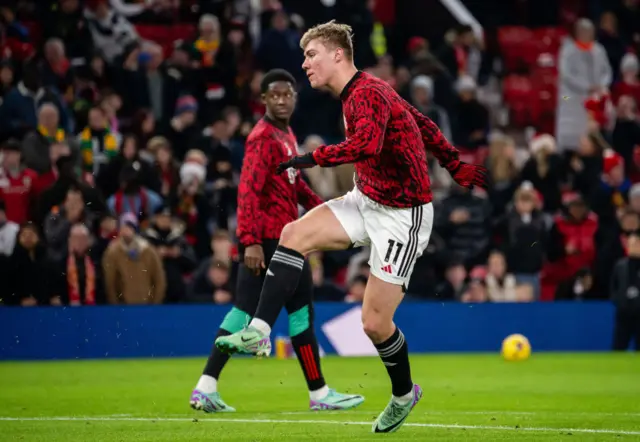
[0,139,38,224]
[546,193,599,286]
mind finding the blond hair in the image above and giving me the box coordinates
[300,20,354,61]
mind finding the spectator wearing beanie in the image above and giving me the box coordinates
[102,212,166,305]
[165,95,201,161]
[589,149,630,228]
[519,134,564,213]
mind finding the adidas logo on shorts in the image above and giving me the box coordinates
[381,264,392,274]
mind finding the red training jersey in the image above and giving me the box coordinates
[0,167,38,224]
[237,117,323,247]
[312,71,460,208]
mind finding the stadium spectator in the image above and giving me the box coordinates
[612,95,640,180]
[102,212,166,304]
[556,18,612,152]
[597,11,627,82]
[106,160,163,221]
[79,105,120,177]
[460,268,489,303]
[148,136,180,204]
[486,135,519,218]
[609,232,640,351]
[97,133,160,198]
[452,75,489,149]
[6,222,53,306]
[50,223,98,306]
[436,24,483,82]
[144,206,197,304]
[410,75,452,141]
[436,257,467,301]
[497,182,547,298]
[165,95,201,161]
[611,54,640,105]
[186,258,233,304]
[0,139,38,225]
[345,275,367,303]
[21,103,69,174]
[0,200,18,256]
[43,0,93,62]
[436,185,492,268]
[546,193,599,293]
[84,0,138,64]
[556,266,597,300]
[589,149,629,228]
[519,134,564,213]
[256,10,304,79]
[36,154,106,225]
[0,61,69,134]
[43,186,96,262]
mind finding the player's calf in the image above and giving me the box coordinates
[362,275,414,400]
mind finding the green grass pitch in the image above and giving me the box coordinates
[0,353,639,441]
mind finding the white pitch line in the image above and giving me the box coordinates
[0,416,638,436]
[281,410,640,417]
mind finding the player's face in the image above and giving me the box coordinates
[262,81,296,120]
[302,39,337,89]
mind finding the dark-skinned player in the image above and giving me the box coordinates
[189,69,364,413]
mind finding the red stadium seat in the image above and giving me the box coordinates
[497,26,534,72]
[503,75,535,127]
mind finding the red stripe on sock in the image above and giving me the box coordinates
[300,344,312,380]
[301,345,312,380]
[303,344,319,380]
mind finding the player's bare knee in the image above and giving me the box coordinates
[362,312,393,344]
[279,220,314,253]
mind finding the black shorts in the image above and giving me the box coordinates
[235,239,314,315]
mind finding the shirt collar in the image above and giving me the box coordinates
[339,70,363,101]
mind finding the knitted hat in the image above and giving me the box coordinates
[603,149,624,174]
[119,212,139,231]
[179,162,206,185]
[175,95,198,115]
[529,133,556,155]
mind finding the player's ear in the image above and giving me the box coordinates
[260,93,267,105]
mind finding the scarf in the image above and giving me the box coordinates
[114,188,149,218]
[194,38,219,67]
[575,40,594,52]
[67,254,95,306]
[80,126,118,172]
[38,125,65,142]
[177,194,198,245]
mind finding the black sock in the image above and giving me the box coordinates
[374,327,413,397]
[254,245,305,327]
[203,329,232,379]
[291,328,326,392]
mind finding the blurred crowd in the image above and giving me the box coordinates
[0,1,638,323]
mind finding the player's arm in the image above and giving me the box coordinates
[405,101,489,189]
[313,88,390,166]
[277,89,390,172]
[236,136,274,247]
[295,173,324,211]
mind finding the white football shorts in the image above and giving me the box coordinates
[325,187,434,288]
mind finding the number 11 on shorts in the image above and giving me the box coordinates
[384,239,404,265]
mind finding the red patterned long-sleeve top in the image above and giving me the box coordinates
[312,71,461,208]
[237,117,323,246]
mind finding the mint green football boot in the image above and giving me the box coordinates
[215,326,272,356]
[310,389,365,411]
[190,390,236,413]
[372,384,423,433]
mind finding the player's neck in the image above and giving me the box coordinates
[264,113,289,132]
[329,65,359,97]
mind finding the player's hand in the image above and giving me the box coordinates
[245,244,266,275]
[447,161,489,190]
[276,152,317,174]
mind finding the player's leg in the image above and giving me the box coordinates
[285,262,365,410]
[362,202,434,433]
[216,191,367,355]
[190,254,265,412]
